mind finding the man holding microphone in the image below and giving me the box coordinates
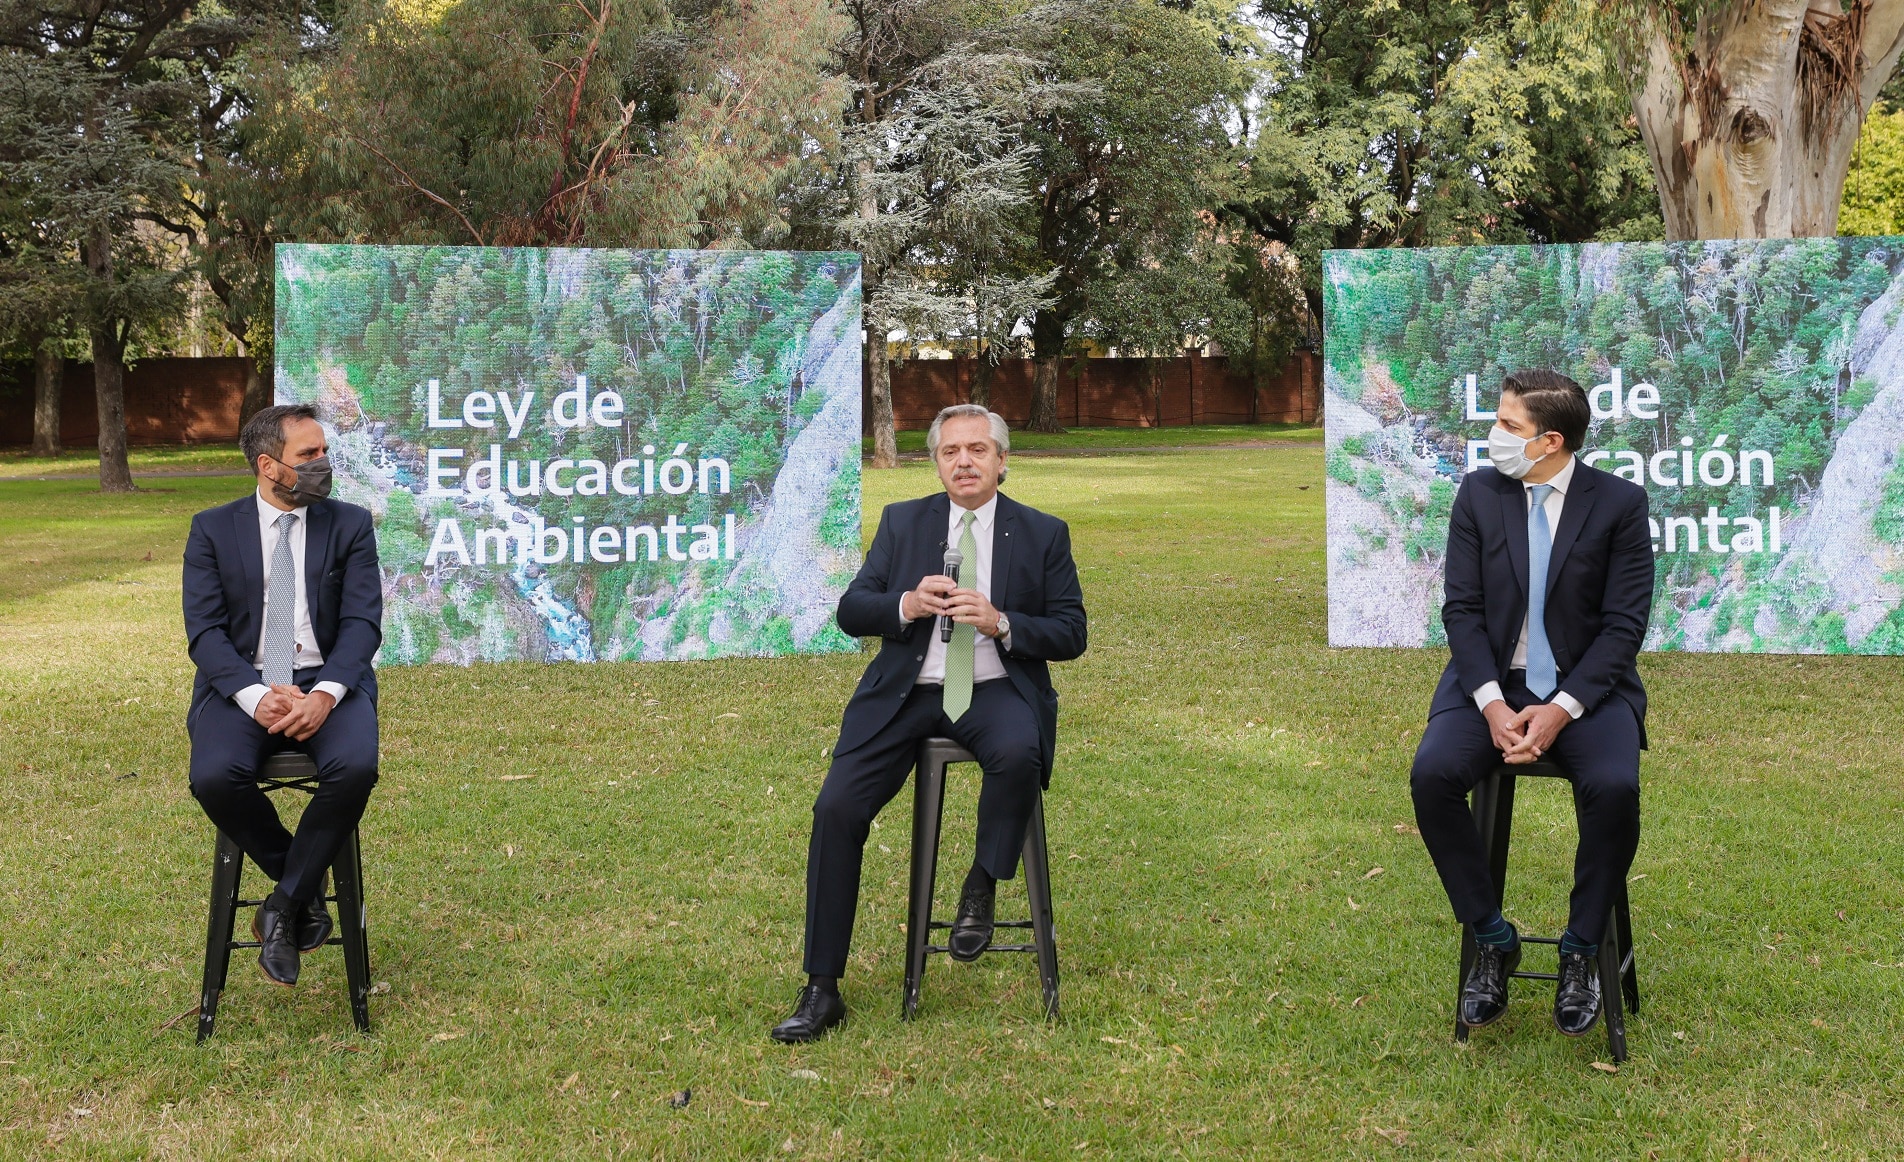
[770,404,1087,1042]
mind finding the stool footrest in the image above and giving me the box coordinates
[926,919,1035,930]
[1507,971,1561,982]
[926,944,1039,955]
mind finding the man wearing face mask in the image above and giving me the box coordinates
[1409,371,1653,1039]
[769,404,1087,1042]
[182,403,382,988]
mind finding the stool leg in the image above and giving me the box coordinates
[332,828,372,1034]
[1455,772,1510,1042]
[197,833,245,1044]
[903,755,947,1021]
[1022,792,1060,1021]
[1617,885,1640,1015]
[1599,910,1627,1063]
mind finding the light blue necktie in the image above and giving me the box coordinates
[1525,484,1557,699]
[262,512,299,686]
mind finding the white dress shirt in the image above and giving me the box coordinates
[1472,457,1586,720]
[911,494,1010,685]
[234,489,350,719]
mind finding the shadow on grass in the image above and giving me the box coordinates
[0,476,254,606]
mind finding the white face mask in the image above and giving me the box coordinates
[1487,424,1555,479]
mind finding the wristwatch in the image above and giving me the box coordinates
[994,612,1011,642]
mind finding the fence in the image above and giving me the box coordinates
[1,351,1321,445]
[0,358,250,447]
[872,350,1319,431]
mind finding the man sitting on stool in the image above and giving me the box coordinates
[183,404,382,987]
[771,404,1087,1043]
[1409,371,1653,1037]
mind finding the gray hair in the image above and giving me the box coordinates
[925,404,1010,458]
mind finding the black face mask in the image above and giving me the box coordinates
[267,454,333,506]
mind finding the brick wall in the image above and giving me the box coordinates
[0,357,250,447]
[872,351,1319,431]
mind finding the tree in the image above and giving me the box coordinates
[1019,0,1244,432]
[1236,1,1659,330]
[1604,0,1904,239]
[260,0,837,249]
[813,0,1068,465]
[0,14,216,491]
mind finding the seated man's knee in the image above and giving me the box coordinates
[318,751,379,798]
[1409,744,1466,801]
[812,782,873,834]
[189,754,252,806]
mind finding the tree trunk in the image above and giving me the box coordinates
[84,223,135,492]
[970,350,994,409]
[1027,310,1065,433]
[32,335,62,456]
[865,324,898,468]
[1630,0,1904,239]
[239,352,272,426]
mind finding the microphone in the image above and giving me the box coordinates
[940,547,963,642]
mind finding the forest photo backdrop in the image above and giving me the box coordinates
[275,245,864,667]
[1325,237,1904,655]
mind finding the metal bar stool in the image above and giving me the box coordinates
[197,751,372,1042]
[903,738,1060,1022]
[1454,760,1640,1061]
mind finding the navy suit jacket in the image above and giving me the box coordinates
[1431,461,1653,744]
[835,491,1087,785]
[182,492,383,730]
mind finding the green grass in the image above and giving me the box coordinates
[3,448,1903,1159]
[0,443,247,479]
[864,422,1321,457]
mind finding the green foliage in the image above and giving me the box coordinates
[1238,1,1657,321]
[1841,109,1904,237]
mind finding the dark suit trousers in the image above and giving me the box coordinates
[187,669,379,903]
[1410,673,1640,941]
[803,679,1041,978]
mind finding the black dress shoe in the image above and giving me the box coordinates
[253,904,300,987]
[948,880,995,963]
[296,896,334,954]
[1459,940,1521,1028]
[1554,950,1603,1036]
[770,985,846,1043]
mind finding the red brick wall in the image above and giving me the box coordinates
[872,351,1320,431]
[0,358,249,446]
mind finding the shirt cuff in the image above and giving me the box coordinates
[1552,690,1586,719]
[313,681,349,706]
[1471,681,1506,713]
[233,683,270,719]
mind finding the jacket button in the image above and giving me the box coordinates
[915,655,924,661]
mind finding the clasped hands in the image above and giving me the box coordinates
[253,684,335,741]
[902,575,1003,638]
[1484,699,1571,764]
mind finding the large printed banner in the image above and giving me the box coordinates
[275,244,864,666]
[1324,237,1904,654]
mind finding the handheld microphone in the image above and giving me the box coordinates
[940,547,963,642]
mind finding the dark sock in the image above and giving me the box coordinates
[963,861,995,896]
[1559,929,1599,957]
[1472,913,1518,949]
[266,887,301,915]
[806,974,839,997]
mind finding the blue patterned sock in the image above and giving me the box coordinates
[1473,913,1518,949]
[1559,929,1599,957]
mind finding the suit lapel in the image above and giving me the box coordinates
[234,493,264,630]
[304,500,332,606]
[991,493,1018,609]
[1545,463,1597,596]
[1497,476,1529,600]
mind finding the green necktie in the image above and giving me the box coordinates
[942,510,979,722]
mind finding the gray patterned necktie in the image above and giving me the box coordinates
[261,511,298,686]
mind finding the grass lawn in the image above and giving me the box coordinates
[0,444,246,480]
[863,423,1321,458]
[3,445,1903,1159]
